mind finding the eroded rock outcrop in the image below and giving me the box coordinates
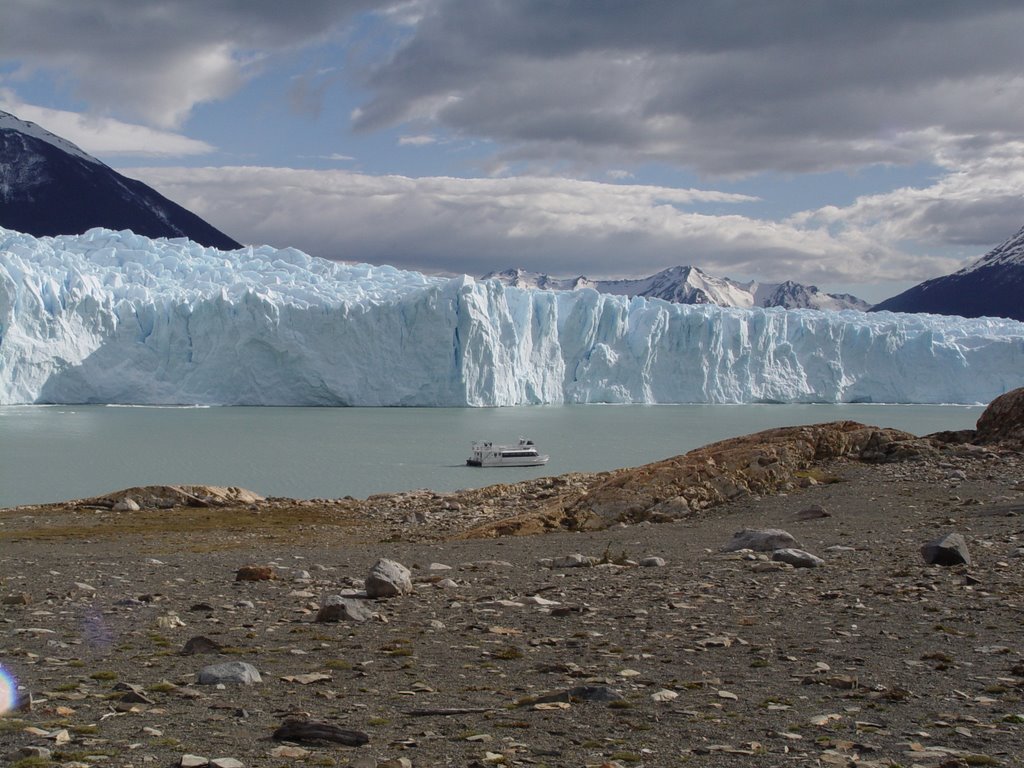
[975,386,1024,447]
[463,421,929,536]
[81,485,265,510]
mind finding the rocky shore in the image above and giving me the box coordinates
[1,389,1023,768]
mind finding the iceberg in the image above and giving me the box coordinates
[1,227,1022,406]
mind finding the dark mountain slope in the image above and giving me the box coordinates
[0,110,239,250]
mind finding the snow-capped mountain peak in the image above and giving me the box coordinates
[872,225,1024,322]
[0,110,100,165]
[483,265,869,312]
[0,108,240,249]
[957,225,1024,274]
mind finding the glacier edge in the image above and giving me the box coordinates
[1,227,1023,406]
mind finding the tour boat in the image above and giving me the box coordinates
[466,438,549,467]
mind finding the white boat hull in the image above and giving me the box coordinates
[467,438,549,468]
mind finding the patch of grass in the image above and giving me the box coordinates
[88,670,117,681]
[149,681,177,693]
[11,758,53,768]
[0,504,364,545]
[962,755,1000,766]
[324,658,352,670]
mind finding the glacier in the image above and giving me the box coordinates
[1,227,1023,407]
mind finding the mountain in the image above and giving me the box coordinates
[3,227,1021,407]
[482,266,870,311]
[0,110,240,250]
[871,226,1024,321]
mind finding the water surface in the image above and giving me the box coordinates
[0,403,983,507]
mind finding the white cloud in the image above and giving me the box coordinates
[398,134,436,146]
[124,166,933,285]
[0,94,215,157]
[792,138,1024,271]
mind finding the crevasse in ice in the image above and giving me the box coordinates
[1,227,1022,406]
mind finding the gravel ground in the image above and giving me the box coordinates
[2,443,1023,768]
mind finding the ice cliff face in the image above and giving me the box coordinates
[2,227,1023,406]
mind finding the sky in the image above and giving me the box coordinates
[2,1,1024,303]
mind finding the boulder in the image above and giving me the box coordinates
[975,387,1024,447]
[921,532,971,566]
[365,558,413,598]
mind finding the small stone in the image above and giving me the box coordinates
[182,635,223,655]
[549,553,599,568]
[365,558,413,598]
[211,759,245,768]
[640,556,666,567]
[651,689,679,702]
[723,528,799,552]
[316,595,375,623]
[235,565,275,582]
[271,718,370,746]
[793,504,830,520]
[18,746,52,759]
[772,548,825,568]
[180,756,209,768]
[197,661,262,686]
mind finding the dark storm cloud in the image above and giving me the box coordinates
[0,0,392,127]
[352,0,1024,175]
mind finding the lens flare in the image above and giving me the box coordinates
[0,664,16,715]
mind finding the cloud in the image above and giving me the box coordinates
[352,1,1024,176]
[0,0,391,128]
[793,138,1024,264]
[398,134,436,146]
[0,93,215,157]
[125,165,950,284]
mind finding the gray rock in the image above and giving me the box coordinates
[647,496,691,520]
[365,558,413,598]
[533,685,625,704]
[113,497,141,512]
[315,595,374,623]
[921,532,971,566]
[772,548,825,568]
[272,718,370,746]
[640,556,667,567]
[723,528,799,552]
[792,504,830,520]
[197,661,262,685]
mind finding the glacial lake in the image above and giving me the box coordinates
[0,403,984,508]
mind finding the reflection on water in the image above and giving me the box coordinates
[0,403,983,508]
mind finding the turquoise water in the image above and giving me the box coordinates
[0,403,983,508]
